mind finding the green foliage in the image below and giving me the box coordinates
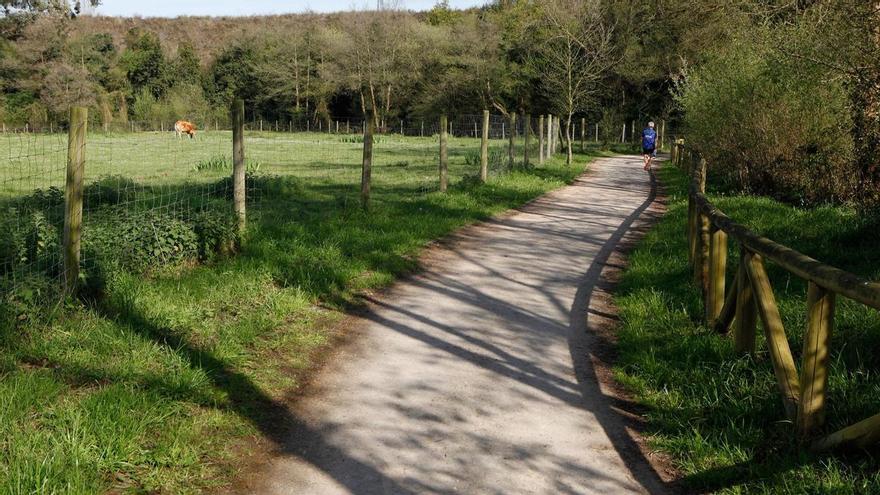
[120,28,170,98]
[193,155,261,174]
[674,32,856,205]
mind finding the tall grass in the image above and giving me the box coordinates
[614,164,880,493]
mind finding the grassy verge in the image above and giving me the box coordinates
[0,145,606,493]
[614,163,880,493]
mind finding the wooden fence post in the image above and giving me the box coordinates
[707,224,728,322]
[798,282,835,437]
[63,106,87,295]
[660,119,666,151]
[232,99,246,237]
[594,123,598,142]
[480,110,489,183]
[523,113,531,167]
[538,115,545,164]
[439,114,448,192]
[361,111,374,211]
[555,117,561,153]
[733,249,758,354]
[580,117,586,152]
[546,115,553,157]
[508,112,517,169]
[745,252,801,420]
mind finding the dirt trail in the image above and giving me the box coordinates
[241,155,669,495]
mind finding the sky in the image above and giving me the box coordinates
[94,0,488,17]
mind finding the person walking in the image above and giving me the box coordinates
[641,121,657,171]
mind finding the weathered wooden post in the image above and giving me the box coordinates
[538,115,545,164]
[707,224,728,323]
[232,99,246,237]
[660,119,666,152]
[631,119,636,143]
[62,106,87,295]
[798,282,836,437]
[733,249,757,354]
[546,115,553,157]
[554,117,561,153]
[745,253,801,420]
[580,117,586,152]
[594,123,598,142]
[420,120,424,137]
[361,111,374,211]
[523,113,531,167]
[439,114,448,192]
[480,110,489,183]
[508,112,517,168]
[259,119,263,132]
[621,123,626,143]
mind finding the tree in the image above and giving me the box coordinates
[120,28,170,98]
[325,9,424,129]
[172,41,201,87]
[538,0,615,164]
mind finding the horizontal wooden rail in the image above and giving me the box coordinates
[674,142,880,450]
[691,192,880,310]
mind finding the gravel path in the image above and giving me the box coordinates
[247,155,668,495]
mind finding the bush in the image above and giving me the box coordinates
[84,211,198,272]
[192,209,237,262]
[674,31,856,205]
[0,209,61,278]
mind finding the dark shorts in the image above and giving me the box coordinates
[643,147,655,156]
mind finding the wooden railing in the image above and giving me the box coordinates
[671,141,880,450]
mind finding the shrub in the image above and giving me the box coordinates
[674,31,856,205]
[0,209,61,277]
[192,209,237,262]
[84,211,198,272]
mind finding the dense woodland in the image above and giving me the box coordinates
[0,0,878,207]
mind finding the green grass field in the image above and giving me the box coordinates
[0,130,522,198]
[615,163,880,493]
[0,130,606,493]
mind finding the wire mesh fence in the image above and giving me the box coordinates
[0,107,591,316]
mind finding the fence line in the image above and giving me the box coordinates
[2,105,588,309]
[673,140,880,451]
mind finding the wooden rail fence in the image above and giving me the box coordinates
[672,140,880,450]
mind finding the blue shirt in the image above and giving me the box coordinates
[642,128,657,148]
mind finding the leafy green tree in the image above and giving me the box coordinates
[172,41,201,86]
[119,28,170,98]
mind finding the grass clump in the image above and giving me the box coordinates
[614,163,880,493]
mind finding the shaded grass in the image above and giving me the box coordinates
[0,140,606,493]
[614,164,880,493]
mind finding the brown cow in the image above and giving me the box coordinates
[174,120,197,139]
